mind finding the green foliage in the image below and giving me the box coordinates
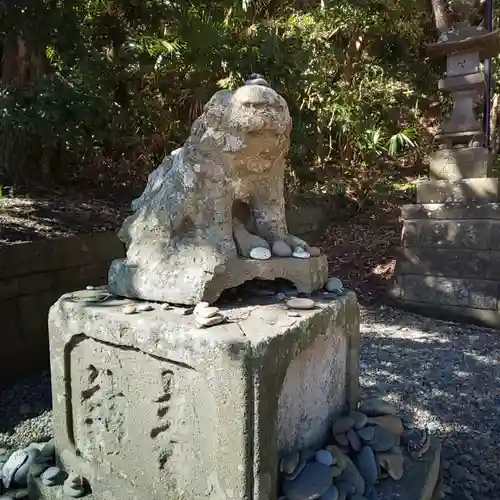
[0,0,441,200]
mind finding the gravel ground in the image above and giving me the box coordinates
[1,305,499,499]
[361,306,500,500]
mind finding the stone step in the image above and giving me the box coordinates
[416,178,500,204]
[402,202,500,220]
[429,147,492,180]
[401,217,500,250]
[390,274,499,311]
[388,286,500,329]
[396,247,500,281]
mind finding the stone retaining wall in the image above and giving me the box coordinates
[390,202,500,329]
[0,233,125,385]
[0,205,327,385]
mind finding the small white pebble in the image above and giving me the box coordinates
[196,313,225,327]
[161,303,172,310]
[194,302,210,314]
[286,298,316,310]
[326,277,344,293]
[122,305,138,315]
[196,306,220,319]
[249,247,272,260]
[137,303,154,312]
[292,250,310,259]
[86,285,95,290]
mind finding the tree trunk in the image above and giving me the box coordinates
[0,35,50,183]
[430,0,449,34]
[1,35,47,86]
[490,92,500,156]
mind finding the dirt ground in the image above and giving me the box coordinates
[0,187,132,244]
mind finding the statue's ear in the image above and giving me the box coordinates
[203,90,233,114]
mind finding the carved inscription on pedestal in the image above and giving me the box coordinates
[79,364,126,458]
[69,336,215,493]
[151,369,177,470]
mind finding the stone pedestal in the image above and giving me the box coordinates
[390,143,500,327]
[38,290,360,500]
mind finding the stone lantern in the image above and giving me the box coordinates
[390,1,500,328]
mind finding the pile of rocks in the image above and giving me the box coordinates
[193,301,226,327]
[278,398,419,500]
[0,440,89,499]
[249,242,322,260]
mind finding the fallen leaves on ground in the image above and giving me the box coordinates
[321,200,402,305]
[0,189,131,244]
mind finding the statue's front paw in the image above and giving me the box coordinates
[233,219,270,258]
[269,234,315,258]
[281,234,310,253]
[272,234,321,258]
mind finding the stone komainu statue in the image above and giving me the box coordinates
[107,77,327,305]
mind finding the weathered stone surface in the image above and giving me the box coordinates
[354,446,378,485]
[377,451,404,480]
[396,247,500,280]
[441,89,482,136]
[282,462,333,500]
[429,147,491,180]
[366,416,404,436]
[110,253,328,305]
[325,446,347,471]
[391,20,500,330]
[45,290,360,500]
[392,274,498,310]
[488,221,500,249]
[336,456,365,496]
[438,73,485,93]
[401,218,490,250]
[357,426,375,443]
[108,81,327,305]
[280,451,300,475]
[332,416,355,435]
[387,292,500,329]
[0,233,126,386]
[392,200,500,328]
[416,178,500,204]
[435,130,486,146]
[346,429,362,452]
[428,24,500,59]
[358,398,397,417]
[0,233,124,280]
[401,202,500,220]
[377,437,441,500]
[349,411,368,430]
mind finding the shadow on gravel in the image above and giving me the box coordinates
[0,370,52,448]
[360,306,500,500]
